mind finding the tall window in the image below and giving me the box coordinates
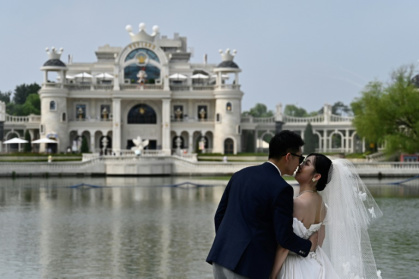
[174,105,183,120]
[101,105,111,120]
[226,102,232,111]
[128,104,157,124]
[198,105,207,120]
[50,101,56,111]
[76,104,86,120]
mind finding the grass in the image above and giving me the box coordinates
[0,152,82,157]
[0,153,82,162]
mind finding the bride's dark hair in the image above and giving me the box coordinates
[307,153,332,191]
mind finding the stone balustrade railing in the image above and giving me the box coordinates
[0,156,418,177]
[6,114,41,123]
[283,115,325,123]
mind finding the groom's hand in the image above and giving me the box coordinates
[309,232,319,252]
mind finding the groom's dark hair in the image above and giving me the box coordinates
[268,130,304,160]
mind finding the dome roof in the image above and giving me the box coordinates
[216,60,239,69]
[43,59,66,67]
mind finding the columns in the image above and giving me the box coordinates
[60,71,65,89]
[161,99,171,155]
[112,98,121,154]
[90,133,95,153]
[44,71,48,84]
[188,133,193,154]
[323,129,327,153]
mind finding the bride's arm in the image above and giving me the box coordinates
[318,224,326,247]
[270,245,289,279]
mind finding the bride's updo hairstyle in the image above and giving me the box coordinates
[307,153,333,191]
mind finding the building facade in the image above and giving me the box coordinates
[36,23,243,155]
[0,23,360,155]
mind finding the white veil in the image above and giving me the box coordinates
[320,159,383,279]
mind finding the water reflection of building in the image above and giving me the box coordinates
[0,23,360,155]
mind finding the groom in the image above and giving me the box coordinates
[206,130,317,278]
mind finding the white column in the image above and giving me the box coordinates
[112,98,121,154]
[113,64,120,91]
[162,67,170,91]
[161,99,171,155]
[323,130,328,152]
[188,133,193,154]
[362,138,366,153]
[60,71,64,89]
[90,133,95,153]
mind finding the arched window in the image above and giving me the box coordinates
[127,104,157,124]
[226,102,232,111]
[50,101,56,111]
[62,113,66,122]
[124,48,161,84]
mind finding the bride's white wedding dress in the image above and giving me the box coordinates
[278,159,383,279]
[278,217,340,279]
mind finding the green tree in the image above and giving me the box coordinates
[24,130,32,153]
[0,91,12,104]
[317,102,352,116]
[303,122,316,154]
[80,136,89,153]
[21,94,40,115]
[13,83,41,105]
[332,102,352,116]
[242,103,273,117]
[351,65,419,154]
[284,105,308,117]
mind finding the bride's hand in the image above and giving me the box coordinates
[309,231,319,252]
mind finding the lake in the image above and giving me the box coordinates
[0,176,417,279]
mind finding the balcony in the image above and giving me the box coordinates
[43,81,238,92]
[120,84,164,90]
[6,114,41,123]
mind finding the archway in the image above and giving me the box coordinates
[224,138,234,154]
[127,104,157,124]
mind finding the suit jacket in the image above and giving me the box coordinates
[206,162,311,279]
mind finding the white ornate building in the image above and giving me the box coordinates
[0,23,361,155]
[35,23,243,155]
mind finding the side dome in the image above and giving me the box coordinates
[217,60,239,68]
[41,47,67,70]
[43,59,66,67]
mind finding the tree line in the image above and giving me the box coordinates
[242,65,419,155]
[3,65,419,156]
[0,83,41,116]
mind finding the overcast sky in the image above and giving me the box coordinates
[1,0,419,113]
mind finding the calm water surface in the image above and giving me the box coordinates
[0,176,417,279]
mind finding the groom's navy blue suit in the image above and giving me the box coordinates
[207,162,311,279]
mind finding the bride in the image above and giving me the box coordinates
[271,154,383,279]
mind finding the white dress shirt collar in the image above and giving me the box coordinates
[267,161,282,176]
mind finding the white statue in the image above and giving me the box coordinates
[131,136,149,155]
[137,70,147,84]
